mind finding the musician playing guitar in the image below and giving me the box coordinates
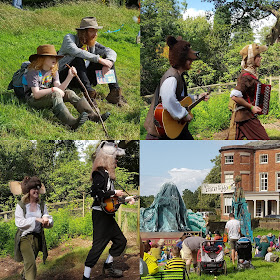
[82,141,135,280]
[228,43,270,140]
[144,36,209,140]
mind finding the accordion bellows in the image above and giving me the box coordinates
[254,83,271,115]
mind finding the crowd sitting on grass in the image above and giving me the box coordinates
[140,229,280,278]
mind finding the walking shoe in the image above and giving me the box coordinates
[103,262,123,278]
[106,88,127,106]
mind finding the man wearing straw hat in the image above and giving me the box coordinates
[58,17,127,107]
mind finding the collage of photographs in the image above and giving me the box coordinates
[1,0,280,280]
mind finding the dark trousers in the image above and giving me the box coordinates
[59,58,119,92]
[85,210,127,268]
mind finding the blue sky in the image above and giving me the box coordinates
[185,0,213,11]
[140,140,252,196]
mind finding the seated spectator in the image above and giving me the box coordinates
[214,231,222,241]
[140,240,149,277]
[143,242,159,275]
[164,246,186,271]
[206,234,211,240]
[255,235,270,258]
[150,243,161,260]
[265,247,279,262]
[267,232,275,247]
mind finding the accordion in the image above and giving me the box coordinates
[254,83,271,115]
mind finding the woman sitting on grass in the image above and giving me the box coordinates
[143,242,159,275]
[164,246,186,271]
[255,235,270,258]
[26,44,109,130]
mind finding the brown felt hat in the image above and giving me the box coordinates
[9,176,46,195]
[76,17,103,30]
[29,44,64,62]
[167,36,199,69]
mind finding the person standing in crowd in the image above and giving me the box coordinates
[182,235,205,273]
[225,213,241,265]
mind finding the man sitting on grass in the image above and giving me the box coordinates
[164,246,186,271]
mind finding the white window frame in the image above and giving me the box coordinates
[225,155,234,164]
[259,172,268,191]
[276,153,280,163]
[224,197,232,215]
[224,173,234,184]
[260,154,268,164]
[256,201,262,217]
[276,172,280,191]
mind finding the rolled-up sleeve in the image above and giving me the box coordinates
[230,89,243,98]
[160,77,188,120]
[15,204,36,231]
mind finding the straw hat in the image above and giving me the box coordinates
[29,44,64,62]
[76,17,103,30]
[9,176,46,195]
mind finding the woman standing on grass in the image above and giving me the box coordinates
[11,176,53,280]
[228,43,270,140]
[26,44,109,130]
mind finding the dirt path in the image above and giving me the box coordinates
[200,120,280,140]
[0,233,139,280]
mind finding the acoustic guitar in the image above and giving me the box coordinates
[101,195,139,214]
[154,88,211,139]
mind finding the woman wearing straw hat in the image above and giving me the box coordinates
[26,44,110,130]
[58,17,127,107]
[228,43,270,140]
[11,176,53,280]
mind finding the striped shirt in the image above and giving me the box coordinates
[164,257,186,270]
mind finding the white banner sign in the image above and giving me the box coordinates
[201,183,235,194]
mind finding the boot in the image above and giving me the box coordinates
[52,103,88,130]
[82,276,90,280]
[103,262,123,278]
[106,88,127,106]
[75,97,110,123]
[88,89,97,100]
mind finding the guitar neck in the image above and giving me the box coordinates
[188,95,205,110]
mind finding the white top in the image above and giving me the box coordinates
[15,203,53,237]
[160,77,195,120]
[265,252,273,262]
[225,219,241,240]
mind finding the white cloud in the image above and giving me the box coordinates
[140,167,210,196]
[182,8,207,20]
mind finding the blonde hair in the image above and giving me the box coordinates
[267,247,273,252]
[260,235,268,243]
[28,56,59,76]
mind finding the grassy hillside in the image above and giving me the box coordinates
[0,1,140,139]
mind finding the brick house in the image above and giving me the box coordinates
[220,141,280,220]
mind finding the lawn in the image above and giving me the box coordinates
[0,1,140,140]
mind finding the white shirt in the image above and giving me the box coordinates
[160,77,195,120]
[265,252,273,262]
[225,219,241,240]
[15,203,53,237]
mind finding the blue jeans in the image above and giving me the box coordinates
[12,0,22,9]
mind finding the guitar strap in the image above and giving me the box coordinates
[181,72,189,97]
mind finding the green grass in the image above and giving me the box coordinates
[0,1,140,139]
[140,90,280,140]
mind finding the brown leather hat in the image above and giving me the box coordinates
[9,176,46,195]
[29,44,64,62]
[240,43,267,60]
[76,17,103,30]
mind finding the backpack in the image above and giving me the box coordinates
[7,61,31,100]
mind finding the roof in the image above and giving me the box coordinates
[220,141,280,153]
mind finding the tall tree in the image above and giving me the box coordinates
[203,0,280,45]
[141,0,183,95]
